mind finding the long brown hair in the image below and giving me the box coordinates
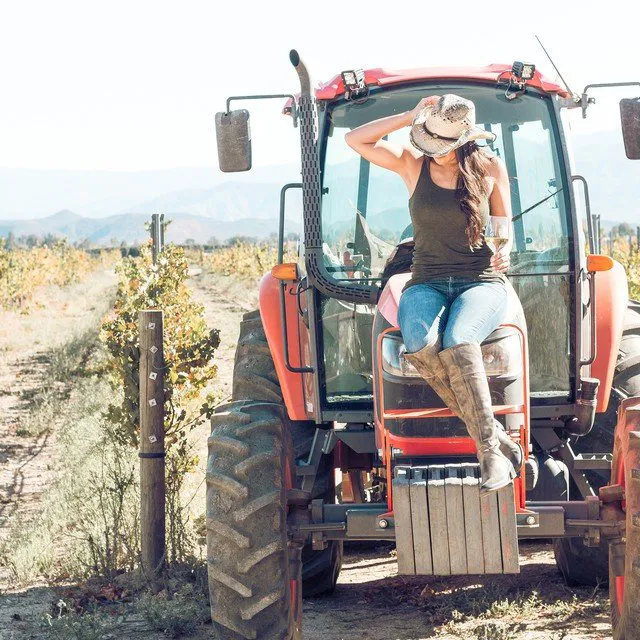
[454,141,492,249]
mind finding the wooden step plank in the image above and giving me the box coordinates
[497,483,520,574]
[445,464,467,575]
[461,464,484,575]
[410,468,433,575]
[427,465,451,576]
[393,467,416,575]
[480,490,503,574]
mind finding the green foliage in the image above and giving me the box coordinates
[100,243,219,452]
[206,241,298,281]
[136,583,210,637]
[100,243,219,563]
[43,600,118,640]
[612,237,640,299]
[0,238,109,310]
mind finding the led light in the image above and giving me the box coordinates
[340,69,368,100]
[341,70,357,86]
[511,61,536,81]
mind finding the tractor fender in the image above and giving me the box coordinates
[258,272,308,420]
[592,261,629,413]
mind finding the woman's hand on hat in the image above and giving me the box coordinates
[491,247,510,273]
[405,96,439,125]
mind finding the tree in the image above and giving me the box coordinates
[613,222,634,238]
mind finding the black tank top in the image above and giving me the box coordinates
[404,158,504,290]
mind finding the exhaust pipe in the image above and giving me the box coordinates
[289,50,379,305]
[564,377,600,435]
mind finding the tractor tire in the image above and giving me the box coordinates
[230,309,342,597]
[556,301,640,587]
[207,402,301,640]
[553,537,610,587]
[609,404,640,640]
[616,300,640,399]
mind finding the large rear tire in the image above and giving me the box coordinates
[556,300,640,587]
[207,402,301,640]
[229,310,342,596]
[609,402,640,640]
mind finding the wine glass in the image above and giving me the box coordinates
[485,216,510,255]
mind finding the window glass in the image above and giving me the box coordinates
[320,85,573,404]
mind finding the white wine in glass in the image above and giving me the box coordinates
[485,215,510,254]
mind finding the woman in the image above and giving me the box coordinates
[345,94,521,493]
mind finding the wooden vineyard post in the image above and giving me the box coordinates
[139,309,165,585]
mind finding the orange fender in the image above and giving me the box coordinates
[258,273,308,421]
[592,261,629,412]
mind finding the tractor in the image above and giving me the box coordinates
[207,50,640,639]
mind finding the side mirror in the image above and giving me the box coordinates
[215,109,252,172]
[620,97,640,160]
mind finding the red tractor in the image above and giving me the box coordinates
[208,51,640,639]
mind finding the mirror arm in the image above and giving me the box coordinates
[571,175,595,254]
[279,183,303,264]
[580,82,640,118]
[225,94,299,127]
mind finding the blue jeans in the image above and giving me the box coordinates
[398,277,508,353]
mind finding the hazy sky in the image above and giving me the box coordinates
[0,0,636,171]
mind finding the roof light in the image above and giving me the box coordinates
[512,61,536,81]
[340,69,368,101]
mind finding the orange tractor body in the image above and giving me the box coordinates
[208,52,640,639]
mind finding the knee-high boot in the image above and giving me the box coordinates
[438,343,516,493]
[404,343,522,472]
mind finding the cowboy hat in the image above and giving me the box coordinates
[409,94,497,157]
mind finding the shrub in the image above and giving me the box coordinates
[0,238,105,310]
[100,243,219,562]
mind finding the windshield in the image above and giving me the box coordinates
[321,84,570,276]
[318,83,575,406]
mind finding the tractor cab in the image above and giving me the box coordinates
[315,76,574,420]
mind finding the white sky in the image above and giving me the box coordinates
[0,0,637,171]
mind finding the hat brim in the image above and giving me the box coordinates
[410,122,497,158]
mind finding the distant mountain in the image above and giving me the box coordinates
[0,162,302,219]
[0,128,637,240]
[0,211,301,246]
[128,181,302,220]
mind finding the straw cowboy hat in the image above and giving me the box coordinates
[409,94,497,157]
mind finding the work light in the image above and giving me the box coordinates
[512,61,536,81]
[341,69,368,100]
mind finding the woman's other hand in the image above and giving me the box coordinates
[491,247,510,273]
[405,96,440,125]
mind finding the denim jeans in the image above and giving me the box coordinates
[398,277,508,353]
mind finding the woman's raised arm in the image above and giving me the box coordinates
[344,96,438,176]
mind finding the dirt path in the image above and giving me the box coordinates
[0,271,117,556]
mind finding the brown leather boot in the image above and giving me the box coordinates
[438,343,516,494]
[404,343,523,472]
